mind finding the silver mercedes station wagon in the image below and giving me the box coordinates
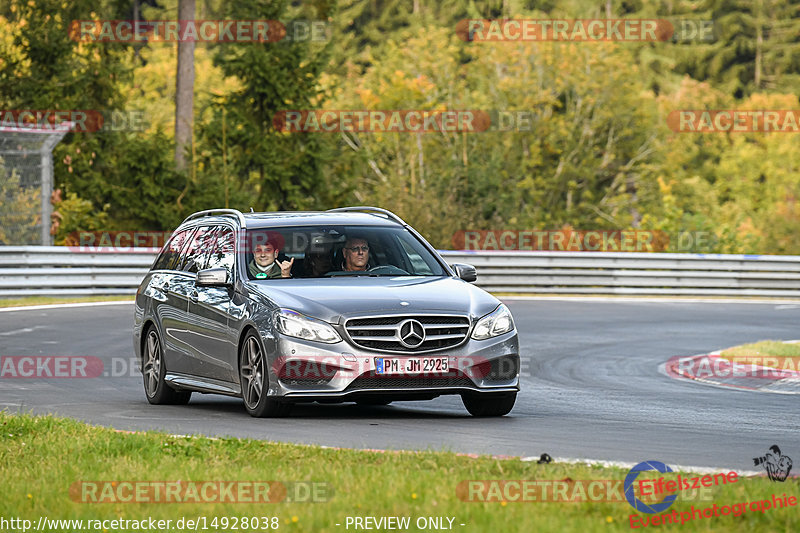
[133,207,520,417]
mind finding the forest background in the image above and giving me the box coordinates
[2,0,799,253]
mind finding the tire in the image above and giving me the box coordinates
[142,326,191,405]
[461,392,516,417]
[355,398,392,406]
[239,331,292,418]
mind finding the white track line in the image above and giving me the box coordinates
[498,295,800,304]
[520,456,764,477]
[118,431,767,475]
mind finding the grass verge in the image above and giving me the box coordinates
[0,413,797,532]
[719,340,800,371]
[0,296,132,309]
[720,340,800,359]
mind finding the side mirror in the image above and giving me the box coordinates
[451,263,477,283]
[197,267,231,287]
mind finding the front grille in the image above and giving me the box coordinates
[345,315,470,353]
[344,371,475,391]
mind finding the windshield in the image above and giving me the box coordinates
[243,225,447,279]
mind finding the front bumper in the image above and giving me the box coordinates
[264,331,520,401]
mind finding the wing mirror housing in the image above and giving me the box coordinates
[451,263,477,283]
[196,267,231,287]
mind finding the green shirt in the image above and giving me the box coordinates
[248,260,282,279]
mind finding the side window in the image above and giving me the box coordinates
[181,226,216,274]
[206,227,235,276]
[153,229,192,271]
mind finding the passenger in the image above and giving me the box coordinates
[303,241,334,277]
[248,234,293,279]
[341,237,370,272]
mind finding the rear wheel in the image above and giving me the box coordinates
[239,331,292,418]
[461,392,516,417]
[142,326,191,405]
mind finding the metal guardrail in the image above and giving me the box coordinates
[440,250,800,297]
[2,246,800,297]
[0,246,157,297]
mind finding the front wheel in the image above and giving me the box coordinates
[142,326,191,405]
[239,331,292,418]
[461,392,516,417]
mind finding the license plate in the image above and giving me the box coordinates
[375,357,449,375]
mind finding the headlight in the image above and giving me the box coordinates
[274,309,342,344]
[471,304,515,340]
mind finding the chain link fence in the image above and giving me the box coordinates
[0,124,70,245]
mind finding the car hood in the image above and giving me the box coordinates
[246,276,501,323]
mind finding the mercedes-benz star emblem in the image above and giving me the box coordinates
[398,319,425,348]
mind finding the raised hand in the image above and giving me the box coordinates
[278,257,295,278]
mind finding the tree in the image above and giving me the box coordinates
[194,0,348,212]
[175,0,196,170]
[683,0,800,97]
[324,24,665,246]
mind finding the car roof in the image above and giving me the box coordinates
[182,211,402,230]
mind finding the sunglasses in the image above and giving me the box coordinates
[345,246,369,253]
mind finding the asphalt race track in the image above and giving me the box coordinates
[1,299,798,472]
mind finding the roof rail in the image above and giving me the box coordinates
[181,208,247,227]
[326,206,407,226]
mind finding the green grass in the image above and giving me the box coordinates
[720,340,800,359]
[0,296,132,308]
[720,340,800,371]
[0,413,797,532]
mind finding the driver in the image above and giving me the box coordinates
[341,237,370,272]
